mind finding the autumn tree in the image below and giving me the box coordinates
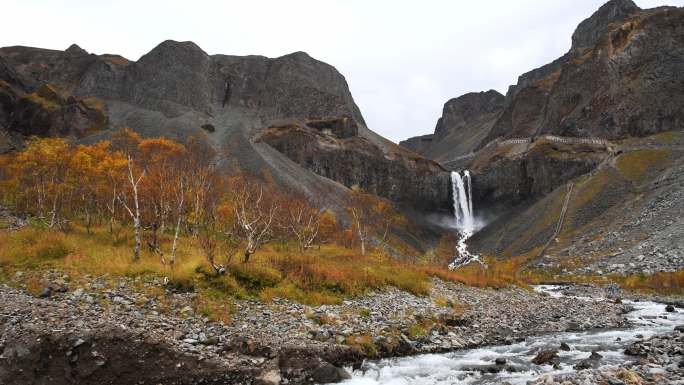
[4,138,74,228]
[70,141,126,234]
[137,137,189,265]
[278,192,327,252]
[184,136,218,236]
[100,146,128,235]
[371,200,406,247]
[317,210,338,247]
[200,193,240,273]
[112,128,145,261]
[347,189,375,255]
[346,189,403,255]
[232,176,279,262]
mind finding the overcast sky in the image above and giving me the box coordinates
[2,0,682,142]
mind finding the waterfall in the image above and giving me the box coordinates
[449,170,485,270]
[450,171,474,231]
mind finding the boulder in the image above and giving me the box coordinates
[311,363,351,384]
[532,349,559,365]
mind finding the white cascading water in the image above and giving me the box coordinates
[448,170,484,269]
[335,286,684,385]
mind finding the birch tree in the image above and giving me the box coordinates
[232,177,278,262]
[113,128,145,261]
[346,189,402,255]
[280,194,324,252]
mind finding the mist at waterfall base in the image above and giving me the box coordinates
[448,171,484,268]
[424,170,487,268]
[426,171,488,231]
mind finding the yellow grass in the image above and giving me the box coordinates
[420,256,530,289]
[1,222,680,314]
[523,268,684,295]
[0,224,434,307]
[616,149,670,182]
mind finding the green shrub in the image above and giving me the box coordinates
[34,241,70,260]
[229,263,283,290]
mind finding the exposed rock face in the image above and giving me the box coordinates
[0,40,452,214]
[399,134,434,157]
[400,90,504,162]
[259,122,450,211]
[400,1,684,269]
[484,3,684,144]
[9,84,107,138]
[469,140,608,210]
[0,54,107,152]
[408,2,683,165]
[571,0,640,50]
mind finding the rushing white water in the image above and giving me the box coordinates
[451,171,475,231]
[332,286,684,385]
[449,171,482,269]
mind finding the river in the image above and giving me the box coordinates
[332,285,683,385]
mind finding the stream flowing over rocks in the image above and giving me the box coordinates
[336,285,684,385]
[0,273,632,385]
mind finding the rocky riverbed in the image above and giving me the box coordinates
[530,329,684,385]
[0,271,631,385]
[339,286,683,385]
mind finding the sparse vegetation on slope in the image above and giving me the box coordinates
[615,149,670,182]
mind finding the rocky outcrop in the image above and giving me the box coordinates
[484,3,684,144]
[0,41,451,214]
[400,90,504,162]
[469,139,609,210]
[8,84,107,138]
[396,1,684,268]
[258,122,450,211]
[571,0,640,50]
[399,134,434,156]
[0,54,108,152]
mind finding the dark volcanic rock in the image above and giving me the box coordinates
[470,139,607,209]
[0,40,450,217]
[0,328,257,385]
[400,90,504,163]
[483,4,684,145]
[400,134,434,157]
[574,351,603,370]
[9,84,108,138]
[434,90,505,141]
[531,349,559,365]
[0,53,108,151]
[258,122,451,211]
[571,0,641,50]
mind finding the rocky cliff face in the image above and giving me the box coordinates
[485,1,684,145]
[0,53,107,152]
[399,1,684,271]
[406,1,684,164]
[258,121,450,212]
[468,139,611,221]
[466,2,684,271]
[0,41,452,216]
[400,90,504,162]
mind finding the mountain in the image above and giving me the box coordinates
[483,0,683,144]
[401,0,684,274]
[0,41,452,222]
[399,90,504,164]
